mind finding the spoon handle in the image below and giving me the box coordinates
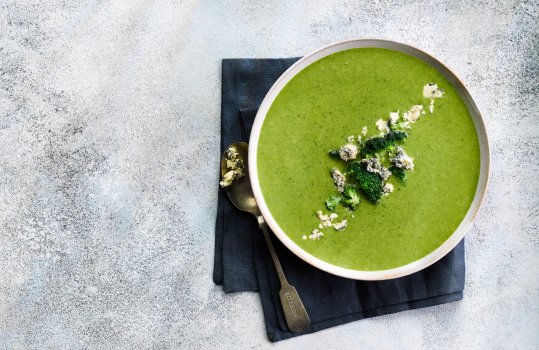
[258,217,311,333]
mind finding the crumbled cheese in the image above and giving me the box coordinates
[220,146,245,188]
[339,144,358,161]
[311,210,343,237]
[392,146,415,170]
[362,158,392,181]
[316,211,328,221]
[397,121,411,129]
[403,105,424,123]
[309,229,324,240]
[389,111,399,125]
[361,126,368,136]
[333,219,347,231]
[302,235,307,240]
[429,99,435,114]
[220,168,245,188]
[219,170,236,188]
[423,83,444,98]
[347,135,355,143]
[383,183,394,195]
[226,159,237,169]
[225,146,239,160]
[316,210,337,223]
[375,118,390,134]
[331,168,347,193]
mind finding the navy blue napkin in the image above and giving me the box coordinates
[214,58,465,342]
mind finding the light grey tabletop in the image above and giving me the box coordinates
[1,0,537,349]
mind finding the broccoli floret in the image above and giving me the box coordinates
[361,130,408,157]
[389,165,407,184]
[325,196,342,211]
[342,185,361,209]
[386,130,408,143]
[348,162,384,204]
[328,149,340,159]
[360,137,387,157]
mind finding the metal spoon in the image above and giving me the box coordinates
[221,142,311,333]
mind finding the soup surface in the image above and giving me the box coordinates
[257,48,480,270]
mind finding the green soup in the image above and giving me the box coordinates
[257,48,480,271]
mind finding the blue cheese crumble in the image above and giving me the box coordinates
[331,168,347,193]
[219,146,245,188]
[392,146,415,170]
[423,83,444,98]
[310,211,344,238]
[376,118,390,134]
[423,83,445,114]
[339,144,358,161]
[383,183,394,196]
[403,105,424,123]
[309,229,324,240]
[361,126,368,136]
[316,210,335,227]
[333,219,347,231]
[389,111,399,125]
[362,158,392,181]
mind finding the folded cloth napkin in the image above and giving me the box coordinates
[214,58,465,342]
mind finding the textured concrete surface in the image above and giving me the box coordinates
[0,0,537,349]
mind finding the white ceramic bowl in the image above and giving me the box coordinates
[248,39,490,280]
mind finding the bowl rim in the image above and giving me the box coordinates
[248,39,490,280]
